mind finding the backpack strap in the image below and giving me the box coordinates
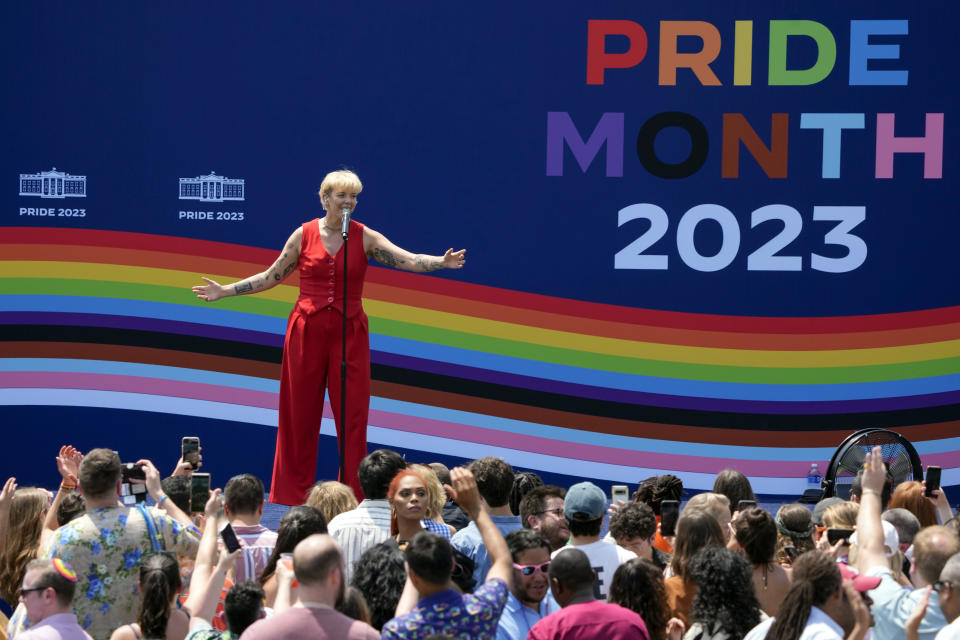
[136,503,162,552]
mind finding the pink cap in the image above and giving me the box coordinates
[838,563,882,592]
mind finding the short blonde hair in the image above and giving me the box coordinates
[822,501,859,529]
[685,492,731,522]
[318,169,363,199]
[304,481,358,524]
[408,464,446,521]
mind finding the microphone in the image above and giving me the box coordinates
[340,206,352,238]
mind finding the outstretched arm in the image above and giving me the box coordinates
[364,227,465,273]
[192,227,302,301]
[855,445,889,574]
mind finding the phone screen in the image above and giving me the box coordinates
[190,473,210,513]
[826,528,853,545]
[925,466,942,497]
[221,523,242,553]
[182,437,200,470]
[611,485,629,503]
[660,500,680,537]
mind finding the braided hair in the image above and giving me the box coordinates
[766,551,841,640]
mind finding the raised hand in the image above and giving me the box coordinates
[861,445,886,495]
[172,449,202,477]
[444,467,481,520]
[192,277,227,302]
[136,459,163,500]
[0,477,17,512]
[56,445,83,486]
[204,488,222,520]
[216,546,241,572]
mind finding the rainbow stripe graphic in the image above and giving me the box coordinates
[2,227,958,493]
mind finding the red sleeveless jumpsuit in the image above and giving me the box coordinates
[269,218,370,504]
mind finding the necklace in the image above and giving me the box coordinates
[321,219,340,231]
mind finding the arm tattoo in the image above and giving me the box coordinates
[414,254,443,271]
[373,248,403,268]
[235,282,253,294]
[282,262,296,277]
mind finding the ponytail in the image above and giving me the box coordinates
[766,551,841,640]
[766,580,814,640]
[138,569,171,638]
[137,552,180,639]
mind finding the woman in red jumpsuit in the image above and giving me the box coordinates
[192,170,466,504]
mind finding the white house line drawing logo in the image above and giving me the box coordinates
[19,168,87,199]
[179,171,245,202]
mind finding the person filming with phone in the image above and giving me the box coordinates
[7,449,201,640]
[221,474,277,584]
[856,446,959,640]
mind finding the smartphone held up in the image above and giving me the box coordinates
[190,473,211,513]
[660,499,680,537]
[182,437,201,471]
[925,466,942,498]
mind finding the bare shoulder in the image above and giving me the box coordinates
[108,624,136,640]
[281,225,303,254]
[362,224,385,253]
[772,563,791,585]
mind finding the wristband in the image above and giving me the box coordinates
[861,488,881,496]
[60,482,76,490]
[157,493,169,505]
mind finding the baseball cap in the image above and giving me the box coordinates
[850,520,900,558]
[564,482,606,521]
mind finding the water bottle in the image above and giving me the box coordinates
[807,463,821,490]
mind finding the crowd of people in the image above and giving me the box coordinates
[1,444,958,640]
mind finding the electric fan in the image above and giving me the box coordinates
[820,428,924,500]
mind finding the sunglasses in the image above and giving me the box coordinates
[513,562,550,576]
[534,508,565,518]
[19,586,47,599]
[934,580,955,593]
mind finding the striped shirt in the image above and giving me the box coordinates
[231,523,277,583]
[327,499,392,583]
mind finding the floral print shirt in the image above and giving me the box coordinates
[32,506,200,640]
[382,577,508,640]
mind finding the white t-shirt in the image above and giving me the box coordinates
[743,606,843,640]
[937,617,960,640]
[552,540,636,601]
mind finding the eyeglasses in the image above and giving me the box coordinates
[513,562,550,576]
[19,586,47,599]
[534,508,564,518]
[934,580,955,593]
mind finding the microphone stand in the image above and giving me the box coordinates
[339,213,349,485]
